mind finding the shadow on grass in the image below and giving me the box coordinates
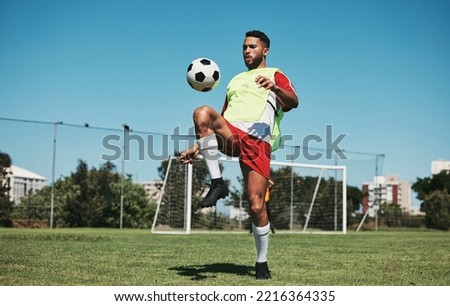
[169,263,254,281]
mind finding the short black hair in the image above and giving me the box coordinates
[246,30,270,48]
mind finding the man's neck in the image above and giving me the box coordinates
[248,64,267,71]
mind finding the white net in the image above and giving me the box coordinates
[151,156,347,234]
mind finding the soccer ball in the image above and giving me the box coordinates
[186,58,220,92]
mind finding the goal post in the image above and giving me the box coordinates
[150,157,193,234]
[270,160,347,234]
[151,156,347,234]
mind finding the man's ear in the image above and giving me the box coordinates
[263,47,269,56]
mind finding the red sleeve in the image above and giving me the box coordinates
[274,71,297,112]
[274,71,296,93]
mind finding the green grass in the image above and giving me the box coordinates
[1,228,449,286]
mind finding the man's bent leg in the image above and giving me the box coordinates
[193,106,234,207]
[196,134,221,179]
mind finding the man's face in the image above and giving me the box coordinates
[243,36,268,69]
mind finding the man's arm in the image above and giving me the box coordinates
[255,73,299,111]
[272,85,298,111]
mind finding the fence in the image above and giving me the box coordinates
[1,117,385,228]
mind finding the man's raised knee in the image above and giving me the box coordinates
[193,105,213,120]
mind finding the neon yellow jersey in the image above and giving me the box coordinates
[224,67,284,151]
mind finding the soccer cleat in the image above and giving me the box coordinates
[199,183,229,208]
[255,261,272,279]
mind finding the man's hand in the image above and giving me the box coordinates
[255,75,298,110]
[179,143,200,164]
[255,75,279,91]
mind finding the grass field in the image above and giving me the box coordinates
[1,228,449,286]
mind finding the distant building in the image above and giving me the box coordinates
[138,180,163,202]
[431,159,450,175]
[362,174,412,216]
[4,165,47,204]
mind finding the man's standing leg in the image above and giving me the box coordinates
[242,164,272,279]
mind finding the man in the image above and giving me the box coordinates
[180,30,299,279]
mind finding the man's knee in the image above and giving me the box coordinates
[248,193,265,216]
[193,105,213,122]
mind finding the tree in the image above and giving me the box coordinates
[347,185,363,214]
[413,171,450,203]
[0,152,13,227]
[412,171,450,230]
[421,190,450,230]
[16,160,154,228]
[380,203,403,227]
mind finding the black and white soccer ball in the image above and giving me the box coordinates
[186,58,220,92]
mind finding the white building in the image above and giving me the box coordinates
[362,174,412,215]
[5,165,47,204]
[431,159,450,175]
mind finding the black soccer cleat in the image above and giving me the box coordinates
[199,182,229,208]
[255,261,272,280]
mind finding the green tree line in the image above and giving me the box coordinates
[226,166,363,231]
[1,151,155,228]
[0,152,14,227]
[1,150,449,230]
[412,171,450,230]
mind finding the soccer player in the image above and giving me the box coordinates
[180,30,299,279]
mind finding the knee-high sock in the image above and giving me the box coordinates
[196,134,221,179]
[252,222,270,263]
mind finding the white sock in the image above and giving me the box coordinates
[252,222,270,263]
[196,134,221,179]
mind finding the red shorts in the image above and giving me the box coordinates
[221,120,271,179]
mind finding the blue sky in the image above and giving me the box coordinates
[1,0,449,204]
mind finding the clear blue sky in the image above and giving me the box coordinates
[1,0,449,203]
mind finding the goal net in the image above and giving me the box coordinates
[151,156,347,234]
